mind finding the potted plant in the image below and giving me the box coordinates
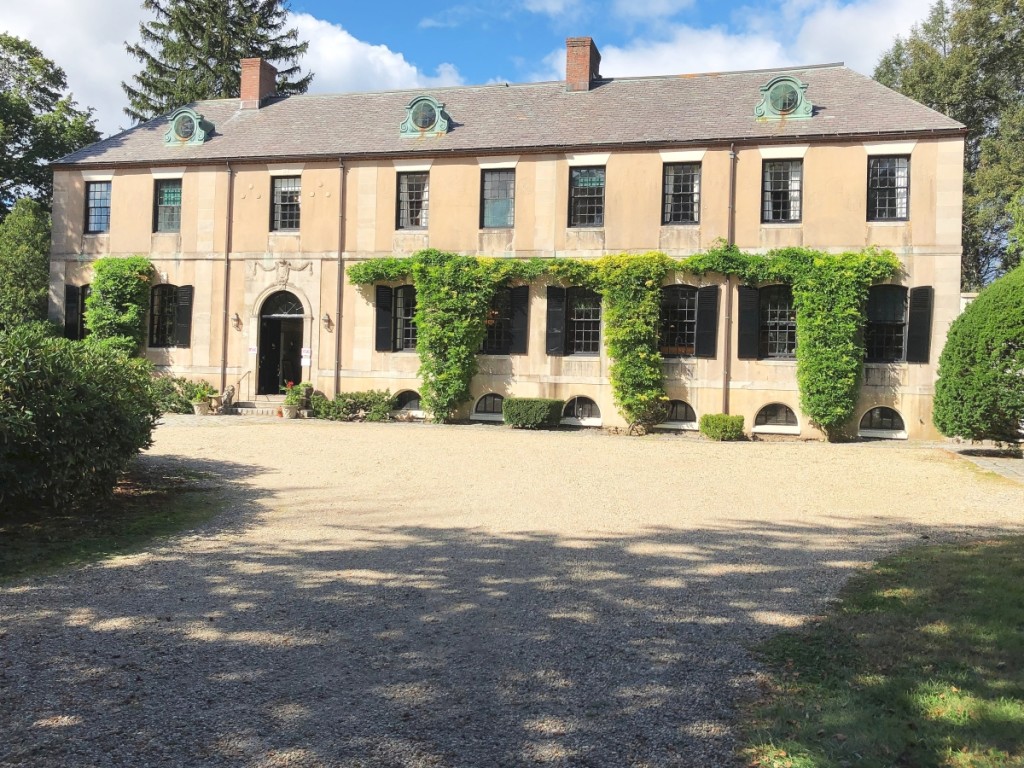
[190,381,217,415]
[280,380,310,419]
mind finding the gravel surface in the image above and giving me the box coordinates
[2,417,1022,767]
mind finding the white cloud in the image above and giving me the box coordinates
[522,0,582,17]
[530,0,932,83]
[789,0,935,74]
[291,14,465,93]
[0,5,464,138]
[611,0,695,19]
[530,26,793,82]
[2,0,146,137]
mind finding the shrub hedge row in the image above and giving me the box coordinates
[699,413,745,441]
[502,397,563,429]
[309,390,395,422]
[0,325,160,511]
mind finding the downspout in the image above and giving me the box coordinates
[334,160,345,396]
[219,161,235,394]
[722,143,737,414]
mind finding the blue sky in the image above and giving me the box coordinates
[4,0,934,137]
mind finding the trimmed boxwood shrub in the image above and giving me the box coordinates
[309,390,395,422]
[503,397,563,429]
[0,325,160,511]
[699,413,745,441]
[934,265,1024,442]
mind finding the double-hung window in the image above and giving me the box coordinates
[481,169,515,228]
[545,286,601,356]
[762,160,802,223]
[374,284,418,352]
[568,167,605,227]
[149,284,194,348]
[63,284,90,340]
[867,156,910,221]
[85,181,111,234]
[154,179,182,233]
[397,172,429,229]
[865,285,908,362]
[662,163,700,224]
[759,285,797,359]
[271,176,301,231]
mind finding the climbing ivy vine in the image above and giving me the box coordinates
[349,245,900,438]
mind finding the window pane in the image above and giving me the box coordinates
[476,394,504,414]
[665,400,696,422]
[149,284,177,347]
[481,288,513,355]
[762,161,802,222]
[662,163,700,224]
[860,407,905,431]
[154,179,182,233]
[759,285,796,358]
[659,286,698,356]
[865,285,907,362]
[481,169,515,228]
[86,181,111,233]
[568,288,601,354]
[398,172,429,229]
[868,156,909,221]
[394,285,417,351]
[756,403,798,426]
[272,176,301,231]
[569,167,605,227]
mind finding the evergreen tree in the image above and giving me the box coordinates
[0,34,100,219]
[0,198,51,331]
[933,264,1024,442]
[122,0,313,122]
[874,0,1024,287]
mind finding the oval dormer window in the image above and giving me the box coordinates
[174,114,196,140]
[411,101,437,130]
[769,82,799,114]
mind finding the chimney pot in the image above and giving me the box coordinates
[565,37,601,92]
[240,58,278,109]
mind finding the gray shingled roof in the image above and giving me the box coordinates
[55,64,964,167]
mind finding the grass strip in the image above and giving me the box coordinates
[1,462,219,582]
[743,537,1024,768]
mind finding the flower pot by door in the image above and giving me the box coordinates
[192,401,211,416]
[281,404,299,419]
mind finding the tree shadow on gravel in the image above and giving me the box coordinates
[0,513,1016,767]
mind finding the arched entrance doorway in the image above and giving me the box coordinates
[258,291,304,395]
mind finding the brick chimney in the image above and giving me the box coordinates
[240,58,278,109]
[566,37,601,92]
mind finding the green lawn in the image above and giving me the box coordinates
[0,463,220,582]
[743,537,1024,768]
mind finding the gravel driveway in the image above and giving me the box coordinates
[3,417,1022,767]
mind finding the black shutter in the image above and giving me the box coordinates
[174,285,194,348]
[64,285,81,340]
[509,285,530,355]
[375,285,394,352]
[694,285,719,358]
[906,285,933,363]
[737,285,760,360]
[546,286,566,356]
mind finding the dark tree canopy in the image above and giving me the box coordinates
[122,0,314,123]
[933,265,1024,442]
[875,0,1024,287]
[0,34,100,219]
[0,198,51,331]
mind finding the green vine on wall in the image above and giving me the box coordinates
[85,256,154,353]
[350,246,900,438]
[595,252,674,432]
[684,243,901,438]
